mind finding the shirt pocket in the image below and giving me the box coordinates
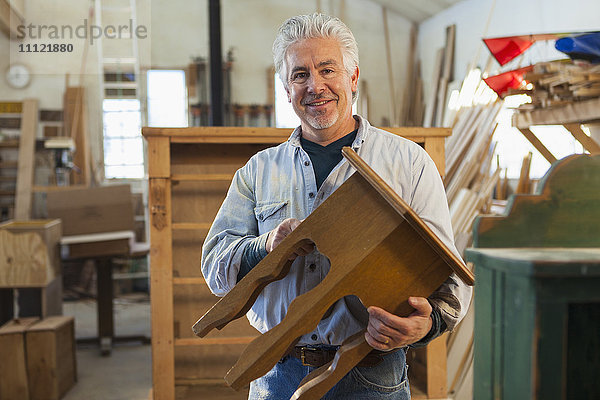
[254,201,288,233]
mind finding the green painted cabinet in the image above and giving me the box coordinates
[466,154,600,400]
[466,248,600,399]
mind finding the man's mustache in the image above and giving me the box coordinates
[301,94,338,105]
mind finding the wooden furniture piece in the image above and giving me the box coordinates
[512,97,600,163]
[143,126,452,400]
[0,220,62,326]
[61,235,150,355]
[465,154,600,400]
[194,148,474,399]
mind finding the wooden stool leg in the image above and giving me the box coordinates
[193,238,313,336]
[225,275,353,390]
[292,331,372,400]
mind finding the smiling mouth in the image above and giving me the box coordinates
[306,99,334,106]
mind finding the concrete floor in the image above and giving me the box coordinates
[62,295,152,400]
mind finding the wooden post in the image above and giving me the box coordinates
[147,136,174,400]
[516,128,557,164]
[563,123,600,155]
[15,99,38,220]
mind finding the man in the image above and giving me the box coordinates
[202,13,471,399]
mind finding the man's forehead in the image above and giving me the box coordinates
[285,38,343,68]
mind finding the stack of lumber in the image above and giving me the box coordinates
[516,60,600,110]
[443,100,503,255]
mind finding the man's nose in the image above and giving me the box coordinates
[306,73,326,93]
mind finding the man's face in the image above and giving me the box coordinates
[284,37,358,137]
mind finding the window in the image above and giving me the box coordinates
[103,99,144,179]
[147,70,188,127]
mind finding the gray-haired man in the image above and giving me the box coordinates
[202,14,471,399]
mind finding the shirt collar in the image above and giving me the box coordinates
[287,115,370,149]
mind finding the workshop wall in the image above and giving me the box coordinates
[0,0,414,178]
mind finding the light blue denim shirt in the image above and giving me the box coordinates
[201,115,472,345]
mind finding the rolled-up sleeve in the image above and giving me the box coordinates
[409,154,473,331]
[201,159,258,297]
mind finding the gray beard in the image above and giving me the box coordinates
[305,108,339,130]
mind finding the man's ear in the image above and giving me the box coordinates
[350,66,360,93]
[286,86,292,103]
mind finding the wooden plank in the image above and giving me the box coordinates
[0,0,24,38]
[175,337,255,346]
[63,87,91,186]
[143,126,292,138]
[424,137,446,177]
[425,335,448,397]
[147,136,170,178]
[400,23,417,126]
[517,128,557,164]
[563,123,600,155]
[513,97,600,128]
[14,99,37,220]
[171,173,234,182]
[382,127,452,138]
[381,7,397,126]
[423,48,444,128]
[149,177,175,400]
[515,152,532,194]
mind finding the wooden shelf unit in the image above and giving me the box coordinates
[143,126,451,400]
[512,97,600,162]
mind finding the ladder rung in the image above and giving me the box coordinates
[172,222,212,230]
[171,174,234,182]
[103,57,137,65]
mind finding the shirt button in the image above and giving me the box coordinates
[311,334,318,341]
[304,161,310,166]
[308,264,316,272]
[309,192,315,198]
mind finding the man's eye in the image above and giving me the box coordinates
[293,72,307,81]
[322,69,333,74]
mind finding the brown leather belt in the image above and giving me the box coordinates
[289,346,400,368]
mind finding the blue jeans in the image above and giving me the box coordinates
[248,347,410,399]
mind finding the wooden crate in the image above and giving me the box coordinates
[143,126,451,400]
[25,316,77,400]
[0,317,39,400]
[0,220,63,325]
[0,219,62,278]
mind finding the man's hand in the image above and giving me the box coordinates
[365,297,433,350]
[265,218,314,260]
